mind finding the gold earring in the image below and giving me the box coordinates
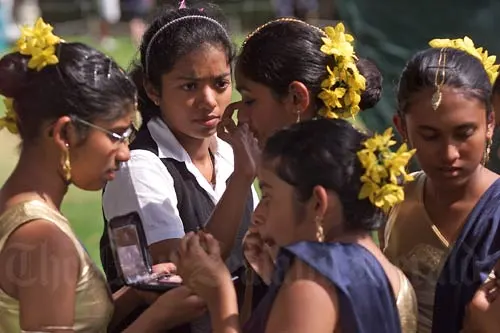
[315,216,324,242]
[296,110,301,123]
[482,138,492,165]
[61,146,71,182]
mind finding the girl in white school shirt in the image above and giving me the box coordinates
[100,3,259,323]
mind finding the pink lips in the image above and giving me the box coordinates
[196,116,220,128]
[438,166,461,177]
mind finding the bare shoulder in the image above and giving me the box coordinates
[265,259,338,333]
[0,219,80,296]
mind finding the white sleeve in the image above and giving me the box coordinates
[102,150,185,245]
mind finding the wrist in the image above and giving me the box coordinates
[207,280,238,314]
[230,170,255,187]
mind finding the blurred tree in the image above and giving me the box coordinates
[335,0,500,171]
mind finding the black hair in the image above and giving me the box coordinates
[0,43,136,143]
[131,4,235,128]
[237,20,382,114]
[493,76,500,96]
[263,118,382,231]
[397,47,492,115]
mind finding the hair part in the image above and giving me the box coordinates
[397,47,492,115]
[0,43,136,143]
[237,20,382,115]
[262,118,383,231]
[131,4,235,128]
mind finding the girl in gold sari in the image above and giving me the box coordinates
[0,18,205,333]
[385,38,500,333]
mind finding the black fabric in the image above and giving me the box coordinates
[100,124,260,332]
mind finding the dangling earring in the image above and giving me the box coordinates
[296,110,301,123]
[61,145,71,182]
[315,216,324,242]
[482,138,492,165]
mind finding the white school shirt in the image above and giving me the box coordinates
[102,117,260,245]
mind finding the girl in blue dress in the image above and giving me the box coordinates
[176,118,416,333]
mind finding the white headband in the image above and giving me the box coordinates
[144,15,230,76]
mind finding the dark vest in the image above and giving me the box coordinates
[100,125,258,332]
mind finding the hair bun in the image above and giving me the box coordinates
[357,58,383,111]
[0,53,30,98]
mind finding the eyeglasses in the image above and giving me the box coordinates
[70,115,134,144]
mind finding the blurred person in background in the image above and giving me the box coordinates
[98,0,121,50]
[123,0,153,46]
[272,0,318,23]
[0,1,6,52]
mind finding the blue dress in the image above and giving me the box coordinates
[433,179,500,333]
[243,241,402,333]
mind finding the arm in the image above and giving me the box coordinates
[203,118,261,260]
[107,286,145,332]
[203,171,255,259]
[121,286,206,333]
[0,220,79,333]
[463,261,500,333]
[206,282,240,333]
[265,260,338,333]
[175,232,241,333]
[103,150,185,264]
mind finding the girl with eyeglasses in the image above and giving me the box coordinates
[0,18,205,333]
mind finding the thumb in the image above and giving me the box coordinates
[203,233,221,257]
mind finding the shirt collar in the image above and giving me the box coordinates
[147,117,222,161]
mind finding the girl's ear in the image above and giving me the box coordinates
[284,81,310,121]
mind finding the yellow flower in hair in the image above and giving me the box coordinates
[15,18,61,71]
[321,66,339,90]
[321,23,355,59]
[357,127,416,213]
[0,98,19,134]
[385,143,416,184]
[318,23,366,120]
[363,127,396,151]
[318,87,345,110]
[429,36,499,84]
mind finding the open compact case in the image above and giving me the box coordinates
[107,211,181,291]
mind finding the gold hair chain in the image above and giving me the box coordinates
[242,17,326,47]
[431,48,447,111]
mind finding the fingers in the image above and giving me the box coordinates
[186,232,202,254]
[152,262,177,274]
[202,232,221,257]
[222,101,242,125]
[218,102,240,141]
[179,231,192,255]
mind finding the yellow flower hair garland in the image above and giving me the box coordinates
[0,18,61,134]
[429,37,499,84]
[357,128,416,213]
[318,23,366,120]
[16,17,62,71]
